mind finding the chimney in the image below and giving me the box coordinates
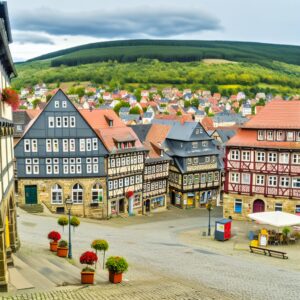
[89,106,93,112]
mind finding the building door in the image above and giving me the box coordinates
[171,192,176,205]
[145,199,151,213]
[25,185,37,204]
[253,199,265,213]
[119,198,125,213]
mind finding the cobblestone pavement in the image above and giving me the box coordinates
[6,207,300,300]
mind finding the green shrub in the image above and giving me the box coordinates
[58,240,68,248]
[91,239,109,252]
[70,216,80,227]
[282,227,291,237]
[58,216,68,231]
[106,256,128,274]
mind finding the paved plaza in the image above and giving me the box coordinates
[3,207,300,299]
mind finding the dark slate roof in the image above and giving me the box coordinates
[213,111,248,124]
[215,129,236,143]
[143,112,153,118]
[119,107,130,113]
[121,114,141,121]
[13,111,30,125]
[129,124,152,142]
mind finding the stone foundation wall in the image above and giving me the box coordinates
[224,193,300,220]
[17,178,107,219]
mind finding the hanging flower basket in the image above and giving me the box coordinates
[126,190,134,199]
[1,88,20,110]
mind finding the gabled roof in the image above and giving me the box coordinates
[129,124,152,142]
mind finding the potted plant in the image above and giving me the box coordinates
[1,88,20,110]
[91,239,109,269]
[80,251,98,284]
[57,240,68,258]
[70,216,80,232]
[58,216,69,232]
[47,231,61,252]
[106,256,128,284]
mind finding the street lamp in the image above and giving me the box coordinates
[65,196,73,259]
[206,201,213,236]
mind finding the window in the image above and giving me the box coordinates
[194,174,199,184]
[70,139,75,152]
[286,131,294,141]
[63,164,69,174]
[51,184,62,204]
[92,183,103,203]
[32,158,39,174]
[234,199,242,213]
[93,158,98,173]
[242,151,250,161]
[48,116,54,128]
[268,152,277,163]
[53,139,59,152]
[46,163,52,175]
[138,154,143,163]
[205,156,210,163]
[256,152,265,162]
[54,101,59,108]
[297,132,300,142]
[183,175,187,185]
[292,153,300,164]
[62,101,67,108]
[192,142,198,149]
[56,117,62,128]
[230,173,239,183]
[70,116,76,127]
[201,173,206,183]
[207,173,213,182]
[113,180,118,189]
[230,150,239,160]
[92,138,98,151]
[133,195,142,208]
[152,196,165,208]
[16,125,22,131]
[279,153,289,164]
[268,176,277,187]
[72,184,83,204]
[187,158,192,165]
[256,175,265,186]
[86,139,91,151]
[193,157,198,164]
[63,116,69,127]
[296,205,300,214]
[130,176,135,185]
[188,174,193,185]
[202,141,208,147]
[258,130,265,140]
[124,177,129,187]
[277,131,284,141]
[280,177,289,187]
[79,139,85,152]
[242,173,250,184]
[275,203,282,212]
[292,178,300,188]
[267,131,273,141]
[31,139,38,152]
[62,139,68,152]
[46,139,52,152]
[110,159,115,168]
[24,139,30,152]
[214,172,219,182]
[119,178,123,188]
[108,181,113,190]
[25,159,32,174]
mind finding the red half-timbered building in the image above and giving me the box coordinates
[224,100,300,220]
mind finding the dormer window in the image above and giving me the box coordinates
[277,131,284,141]
[109,120,113,127]
[267,131,273,141]
[195,129,200,135]
[258,130,265,141]
[287,131,294,141]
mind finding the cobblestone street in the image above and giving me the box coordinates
[4,207,300,299]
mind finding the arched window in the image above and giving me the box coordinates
[72,183,83,204]
[92,183,103,203]
[51,184,62,204]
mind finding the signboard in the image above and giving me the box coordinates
[216,223,224,232]
[259,234,268,247]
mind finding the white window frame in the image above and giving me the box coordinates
[51,184,63,204]
[279,153,289,164]
[287,132,294,141]
[54,101,59,108]
[242,151,250,161]
[46,139,52,152]
[292,178,300,189]
[53,139,59,152]
[92,138,98,151]
[31,139,38,152]
[24,139,30,152]
[230,150,240,160]
[277,131,284,141]
[268,176,277,187]
[258,130,265,141]
[63,116,69,127]
[256,151,265,162]
[69,139,75,152]
[72,184,83,204]
[230,172,240,183]
[280,177,289,187]
[292,153,300,165]
[70,116,76,127]
[48,116,54,128]
[256,175,265,186]
[268,152,277,163]
[241,173,250,184]
[86,139,92,151]
[267,131,273,141]
[91,184,103,203]
[62,101,67,108]
[63,139,68,152]
[56,117,62,128]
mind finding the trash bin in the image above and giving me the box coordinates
[215,219,232,241]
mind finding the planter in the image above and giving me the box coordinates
[109,271,123,284]
[50,241,58,252]
[81,271,95,284]
[57,247,68,258]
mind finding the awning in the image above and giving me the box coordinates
[247,211,300,227]
[187,193,195,197]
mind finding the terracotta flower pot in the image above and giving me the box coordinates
[50,241,58,252]
[109,271,123,284]
[57,247,68,258]
[81,271,95,284]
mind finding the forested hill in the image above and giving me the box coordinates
[26,39,300,67]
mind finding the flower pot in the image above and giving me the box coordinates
[57,247,68,258]
[50,241,58,252]
[109,271,123,284]
[81,271,95,284]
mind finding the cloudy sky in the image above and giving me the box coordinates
[7,0,299,62]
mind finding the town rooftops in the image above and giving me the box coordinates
[242,100,300,129]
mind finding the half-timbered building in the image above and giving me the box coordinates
[0,2,19,291]
[15,90,109,218]
[80,109,147,216]
[165,122,223,208]
[224,100,300,220]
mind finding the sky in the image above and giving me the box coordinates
[6,0,300,62]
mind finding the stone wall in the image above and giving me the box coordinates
[224,193,300,220]
[17,178,107,219]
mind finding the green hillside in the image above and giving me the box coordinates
[13,40,300,96]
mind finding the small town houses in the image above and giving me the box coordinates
[224,100,300,220]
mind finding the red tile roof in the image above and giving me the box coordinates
[244,100,300,129]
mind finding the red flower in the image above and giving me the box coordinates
[80,251,98,265]
[1,88,20,110]
[47,231,61,242]
[126,190,134,198]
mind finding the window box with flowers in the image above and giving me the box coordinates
[1,88,20,110]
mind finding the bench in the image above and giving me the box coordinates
[249,246,288,259]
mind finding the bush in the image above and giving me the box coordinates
[58,240,68,248]
[70,216,80,227]
[91,240,109,252]
[47,231,61,242]
[106,256,128,274]
[80,251,98,265]
[282,227,291,237]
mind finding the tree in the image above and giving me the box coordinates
[191,99,199,108]
[176,111,182,116]
[32,98,41,109]
[184,100,191,108]
[113,101,130,115]
[129,106,141,114]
